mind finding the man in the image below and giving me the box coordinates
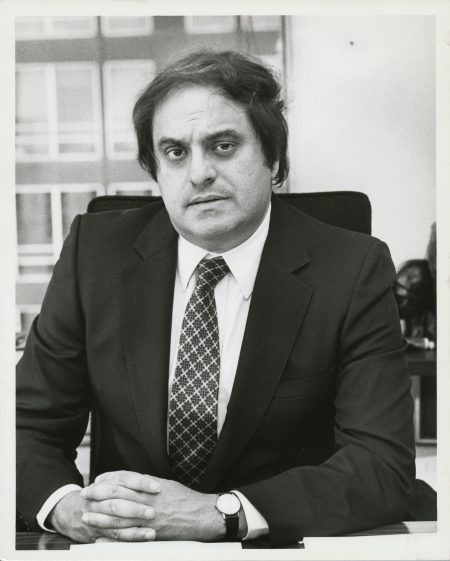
[16,50,415,547]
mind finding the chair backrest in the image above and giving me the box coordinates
[87,191,372,235]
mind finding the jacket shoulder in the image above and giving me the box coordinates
[70,200,171,271]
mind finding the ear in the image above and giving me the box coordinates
[271,160,280,181]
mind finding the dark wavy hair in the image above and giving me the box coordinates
[133,50,289,187]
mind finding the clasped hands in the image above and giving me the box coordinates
[49,470,227,543]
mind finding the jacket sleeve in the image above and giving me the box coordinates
[16,215,91,531]
[237,241,416,546]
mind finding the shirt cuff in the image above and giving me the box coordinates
[232,490,269,540]
[36,484,83,532]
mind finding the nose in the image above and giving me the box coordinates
[189,150,216,188]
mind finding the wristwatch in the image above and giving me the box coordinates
[216,492,241,540]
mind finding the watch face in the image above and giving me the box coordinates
[217,493,241,515]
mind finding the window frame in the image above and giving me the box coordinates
[100,16,154,37]
[102,59,156,160]
[183,15,238,34]
[16,183,104,283]
[240,15,282,32]
[15,16,98,41]
[16,62,103,162]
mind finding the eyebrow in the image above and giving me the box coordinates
[156,129,244,150]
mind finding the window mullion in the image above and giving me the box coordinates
[47,65,59,159]
[50,187,63,263]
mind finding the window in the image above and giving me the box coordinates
[15,16,97,40]
[103,60,156,159]
[16,66,51,158]
[16,63,103,161]
[100,17,154,37]
[184,16,237,34]
[16,184,104,282]
[15,17,45,40]
[16,189,54,282]
[240,16,282,32]
[55,65,103,157]
[16,306,41,339]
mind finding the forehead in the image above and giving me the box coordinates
[152,85,254,141]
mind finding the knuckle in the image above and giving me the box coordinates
[97,471,111,482]
[117,470,127,483]
[142,506,154,519]
[111,528,120,540]
[111,484,119,497]
[111,517,121,528]
[107,501,117,515]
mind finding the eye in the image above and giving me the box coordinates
[166,147,185,160]
[214,142,235,154]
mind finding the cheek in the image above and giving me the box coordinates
[158,172,189,205]
[233,158,260,178]
[158,186,183,220]
[230,152,272,185]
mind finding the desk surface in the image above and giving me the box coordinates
[406,348,436,377]
[16,521,437,550]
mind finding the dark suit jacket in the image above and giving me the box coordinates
[16,195,415,546]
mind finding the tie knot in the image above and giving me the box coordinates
[196,257,229,291]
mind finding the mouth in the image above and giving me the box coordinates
[189,195,228,206]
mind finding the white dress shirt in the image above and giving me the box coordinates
[37,204,272,539]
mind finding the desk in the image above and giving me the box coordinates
[406,348,436,377]
[407,349,437,442]
[16,521,437,550]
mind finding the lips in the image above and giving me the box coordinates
[189,195,227,205]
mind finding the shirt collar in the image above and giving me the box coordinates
[177,203,271,300]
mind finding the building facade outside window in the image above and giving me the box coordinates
[15,15,286,340]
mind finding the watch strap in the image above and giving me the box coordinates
[224,511,239,540]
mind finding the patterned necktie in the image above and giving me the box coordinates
[168,256,230,487]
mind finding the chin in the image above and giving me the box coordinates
[190,225,236,252]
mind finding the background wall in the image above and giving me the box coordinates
[287,15,436,268]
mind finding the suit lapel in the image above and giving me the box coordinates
[199,197,314,490]
[120,207,177,477]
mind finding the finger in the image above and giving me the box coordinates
[95,527,156,542]
[82,482,157,504]
[82,512,151,530]
[84,498,155,520]
[94,471,161,493]
[82,512,137,529]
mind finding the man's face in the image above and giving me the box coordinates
[152,86,277,252]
